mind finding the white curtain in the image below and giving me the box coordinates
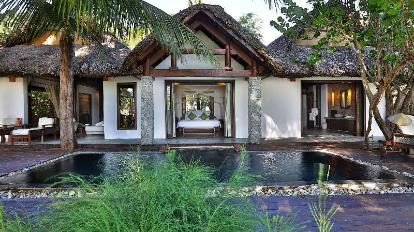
[224,83,232,137]
[45,85,60,117]
[172,84,176,138]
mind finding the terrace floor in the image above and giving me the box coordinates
[0,139,413,230]
[0,129,371,146]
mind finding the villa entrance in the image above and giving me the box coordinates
[165,81,235,139]
[301,80,365,138]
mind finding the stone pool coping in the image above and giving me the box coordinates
[0,149,413,199]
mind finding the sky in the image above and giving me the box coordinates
[145,0,311,45]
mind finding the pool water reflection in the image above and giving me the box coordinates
[0,150,398,187]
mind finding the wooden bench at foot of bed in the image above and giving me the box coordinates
[177,127,220,135]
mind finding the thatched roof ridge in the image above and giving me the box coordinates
[123,4,285,75]
[0,43,130,78]
[267,35,364,77]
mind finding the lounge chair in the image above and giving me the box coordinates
[388,114,414,151]
[0,118,18,143]
[10,117,57,145]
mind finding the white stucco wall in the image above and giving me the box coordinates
[103,77,141,139]
[234,79,248,138]
[76,84,100,125]
[0,77,29,124]
[154,79,166,139]
[261,78,302,138]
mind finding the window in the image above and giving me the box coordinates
[118,83,137,129]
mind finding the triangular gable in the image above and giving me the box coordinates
[123,4,283,77]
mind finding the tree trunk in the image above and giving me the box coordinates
[372,105,393,140]
[401,81,414,114]
[59,35,77,150]
[364,108,373,148]
[385,87,395,131]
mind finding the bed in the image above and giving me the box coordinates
[177,111,221,135]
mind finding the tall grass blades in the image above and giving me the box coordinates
[259,213,305,232]
[308,165,339,232]
[1,150,258,232]
[0,204,4,232]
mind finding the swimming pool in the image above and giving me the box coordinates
[0,150,401,187]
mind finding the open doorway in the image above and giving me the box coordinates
[165,81,235,139]
[78,93,92,125]
[302,81,365,137]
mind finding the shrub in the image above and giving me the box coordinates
[0,149,331,232]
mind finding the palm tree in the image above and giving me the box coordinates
[188,0,202,6]
[264,0,283,9]
[0,0,213,150]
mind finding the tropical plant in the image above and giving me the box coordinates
[188,0,202,6]
[1,150,258,232]
[308,165,338,232]
[30,90,53,123]
[0,0,214,150]
[238,13,264,41]
[260,213,305,232]
[270,0,414,144]
[0,148,346,231]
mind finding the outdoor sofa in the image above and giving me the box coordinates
[10,117,57,145]
[85,121,104,135]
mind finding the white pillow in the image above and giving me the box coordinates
[399,115,414,136]
[38,117,54,127]
[95,121,104,127]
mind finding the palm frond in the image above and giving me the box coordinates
[0,0,215,63]
[264,0,284,9]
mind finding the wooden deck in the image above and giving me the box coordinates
[2,194,414,231]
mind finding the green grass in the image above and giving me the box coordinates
[0,149,335,232]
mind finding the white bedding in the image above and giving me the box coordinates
[177,120,221,129]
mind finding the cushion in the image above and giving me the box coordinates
[200,112,209,120]
[399,115,414,136]
[12,129,38,136]
[0,118,17,126]
[38,118,54,128]
[85,126,104,132]
[187,112,197,120]
[95,121,104,127]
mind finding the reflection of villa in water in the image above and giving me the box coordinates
[0,4,386,145]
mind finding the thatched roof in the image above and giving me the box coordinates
[267,35,364,78]
[122,4,285,75]
[0,41,130,78]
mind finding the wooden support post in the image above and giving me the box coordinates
[144,57,151,76]
[8,76,16,82]
[224,39,233,71]
[170,54,178,70]
[251,61,258,77]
